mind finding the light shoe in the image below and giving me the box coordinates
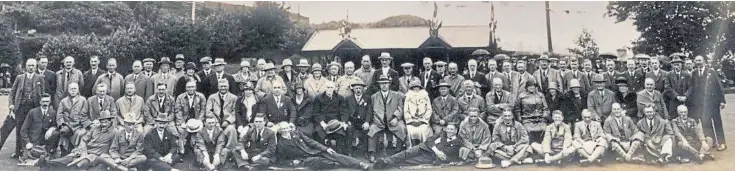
[500,160,512,168]
[522,158,535,164]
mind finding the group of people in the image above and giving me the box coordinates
[0,50,727,171]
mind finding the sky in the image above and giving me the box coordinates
[228,1,640,54]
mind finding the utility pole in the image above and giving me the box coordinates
[191,1,196,22]
[545,1,553,53]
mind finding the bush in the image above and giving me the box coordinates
[37,33,106,71]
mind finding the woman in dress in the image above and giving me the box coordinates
[404,80,433,146]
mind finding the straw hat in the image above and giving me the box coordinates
[184,119,204,133]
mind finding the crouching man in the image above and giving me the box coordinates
[529,110,576,165]
[573,109,607,164]
[457,108,492,165]
[46,111,117,169]
[489,110,532,168]
[18,94,59,166]
[375,124,463,169]
[671,105,714,163]
[603,103,645,163]
[637,106,674,164]
[263,122,373,171]
[236,114,277,170]
[99,117,147,171]
[141,115,181,171]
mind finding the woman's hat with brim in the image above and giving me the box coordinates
[311,63,323,73]
[240,61,251,68]
[293,83,305,91]
[185,62,197,70]
[525,79,538,88]
[408,80,422,89]
[569,79,581,88]
[185,119,204,133]
[615,77,628,86]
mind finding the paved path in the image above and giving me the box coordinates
[0,95,732,171]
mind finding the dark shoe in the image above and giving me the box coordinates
[360,162,373,171]
[10,153,18,159]
[368,154,376,163]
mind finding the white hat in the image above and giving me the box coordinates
[257,59,266,65]
[240,61,251,68]
[282,59,293,67]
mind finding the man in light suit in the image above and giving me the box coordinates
[664,56,691,118]
[509,62,533,98]
[398,63,419,93]
[174,81,207,154]
[87,84,118,124]
[190,117,222,170]
[499,61,515,92]
[563,59,589,94]
[144,83,179,137]
[150,57,179,96]
[2,58,44,157]
[645,59,667,92]
[533,55,563,95]
[367,75,407,162]
[81,56,104,98]
[56,83,90,151]
[55,56,84,108]
[484,59,510,93]
[255,63,286,98]
[206,79,238,130]
[124,60,155,99]
[99,117,147,171]
[603,103,645,163]
[117,83,149,132]
[637,78,669,119]
[671,105,714,163]
[485,78,513,125]
[636,106,674,164]
[573,110,607,164]
[587,74,617,121]
[94,58,125,99]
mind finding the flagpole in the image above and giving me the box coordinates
[191,1,196,22]
[545,1,553,53]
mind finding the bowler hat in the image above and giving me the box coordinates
[408,80,422,89]
[98,111,115,120]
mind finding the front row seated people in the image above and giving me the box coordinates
[45,111,117,169]
[489,110,532,168]
[573,109,608,164]
[604,103,645,163]
[671,105,715,163]
[374,123,463,169]
[529,110,576,165]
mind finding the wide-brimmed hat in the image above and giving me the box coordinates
[538,54,550,62]
[592,74,605,83]
[143,58,156,64]
[175,54,185,61]
[327,61,341,70]
[569,79,581,88]
[525,79,538,88]
[293,83,305,91]
[282,59,293,67]
[615,77,628,86]
[400,63,414,68]
[185,119,204,133]
[324,120,344,134]
[213,58,227,66]
[351,80,366,88]
[154,114,171,122]
[408,80,422,89]
[185,62,197,70]
[199,56,212,63]
[378,52,392,60]
[98,111,115,120]
[376,74,391,84]
[475,157,495,169]
[311,63,323,73]
[296,59,310,67]
[159,57,172,65]
[262,63,276,71]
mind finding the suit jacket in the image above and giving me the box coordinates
[620,70,645,92]
[664,71,691,100]
[688,67,725,119]
[116,95,148,125]
[645,70,668,92]
[174,92,207,126]
[462,71,488,93]
[87,95,118,120]
[636,116,673,144]
[369,91,407,141]
[561,92,586,123]
[367,68,400,95]
[313,93,347,136]
[489,121,529,151]
[573,121,605,142]
[94,72,125,99]
[144,95,177,123]
[291,96,313,134]
[109,130,145,159]
[586,89,617,119]
[196,70,214,96]
[542,123,572,153]
[485,71,511,91]
[206,92,239,125]
[238,128,276,156]
[533,68,563,94]
[279,70,299,96]
[38,70,57,102]
[670,116,705,143]
[235,95,260,127]
[143,129,178,158]
[545,93,564,112]
[398,76,420,93]
[615,91,638,118]
[81,69,103,97]
[303,77,328,99]
[457,95,486,120]
[498,71,516,92]
[431,95,460,125]
[206,72,238,96]
[343,94,373,126]
[174,75,204,97]
[21,107,57,145]
[510,72,534,98]
[56,68,85,103]
[255,76,287,98]
[266,131,328,158]
[603,116,644,142]
[193,127,222,154]
[636,90,668,119]
[485,90,513,122]
[419,70,442,97]
[562,70,590,94]
[56,96,89,129]
[257,95,296,124]
[124,73,155,99]
[10,73,45,108]
[150,73,179,96]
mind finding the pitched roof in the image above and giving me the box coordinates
[301,25,491,51]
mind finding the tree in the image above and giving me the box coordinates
[243,1,295,52]
[567,28,599,59]
[606,1,728,57]
[203,12,248,60]
[150,13,211,60]
[103,23,161,72]
[37,33,106,70]
[36,2,135,35]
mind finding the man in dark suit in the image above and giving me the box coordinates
[343,80,372,156]
[87,84,118,122]
[601,59,619,91]
[621,60,644,93]
[313,82,348,153]
[142,115,181,171]
[562,60,589,94]
[368,52,400,96]
[207,58,237,95]
[419,57,441,99]
[375,124,464,169]
[688,56,727,151]
[261,123,372,171]
[197,57,213,96]
[462,59,488,96]
[664,56,691,118]
[99,117,147,171]
[19,94,58,163]
[645,59,667,92]
[258,82,296,126]
[36,56,57,108]
[2,58,45,158]
[81,56,105,98]
[236,114,276,169]
[191,117,223,170]
[485,60,510,93]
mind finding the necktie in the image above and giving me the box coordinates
[188,96,193,108]
[600,91,604,97]
[648,120,653,131]
[586,124,591,134]
[494,92,501,103]
[255,130,261,141]
[470,72,474,78]
[92,70,96,75]
[66,72,71,83]
[42,110,46,117]
[219,94,225,119]
[108,74,113,84]
[159,98,165,112]
[134,74,138,80]
[126,133,131,142]
[99,99,104,108]
[276,96,281,108]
